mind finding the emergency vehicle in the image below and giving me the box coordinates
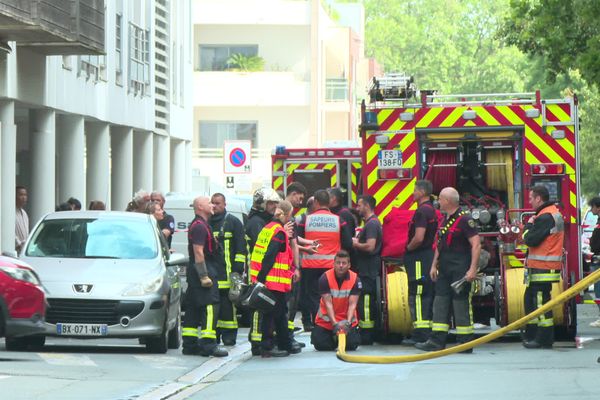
[272,74,582,340]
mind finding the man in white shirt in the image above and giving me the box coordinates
[15,186,29,254]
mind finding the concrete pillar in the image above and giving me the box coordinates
[133,131,153,193]
[86,122,110,208]
[170,139,186,192]
[111,126,133,211]
[57,114,85,206]
[0,100,17,253]
[29,109,55,226]
[153,133,170,193]
[185,140,192,192]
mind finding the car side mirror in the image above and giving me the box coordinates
[166,252,188,267]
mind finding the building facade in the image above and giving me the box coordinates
[192,0,379,193]
[0,0,192,254]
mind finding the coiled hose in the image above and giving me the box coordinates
[336,268,600,364]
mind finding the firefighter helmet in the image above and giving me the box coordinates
[252,187,281,211]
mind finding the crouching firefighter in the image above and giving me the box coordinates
[182,196,228,357]
[416,187,480,353]
[312,250,361,351]
[521,185,564,349]
[250,200,302,357]
[210,193,246,346]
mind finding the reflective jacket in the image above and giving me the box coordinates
[249,222,293,292]
[210,212,246,289]
[315,269,359,330]
[525,204,565,271]
[303,209,341,269]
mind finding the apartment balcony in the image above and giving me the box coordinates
[323,78,351,112]
[194,71,310,107]
[0,0,104,55]
[194,0,310,26]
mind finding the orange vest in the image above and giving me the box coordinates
[527,204,565,270]
[303,209,341,269]
[249,222,293,292]
[315,269,359,330]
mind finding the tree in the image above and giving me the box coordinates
[501,0,600,89]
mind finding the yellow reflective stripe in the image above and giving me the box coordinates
[224,239,232,279]
[217,320,238,329]
[235,254,246,263]
[468,289,474,326]
[414,321,431,329]
[527,318,539,325]
[538,318,554,327]
[264,275,292,284]
[201,305,216,339]
[432,323,449,332]
[182,327,199,337]
[288,321,295,330]
[250,311,262,341]
[218,280,231,289]
[455,325,474,335]
[224,232,233,238]
[530,273,561,282]
[359,294,375,328]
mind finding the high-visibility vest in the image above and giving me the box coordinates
[315,269,359,330]
[526,204,565,271]
[303,209,341,269]
[249,221,293,293]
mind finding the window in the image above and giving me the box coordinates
[129,23,150,96]
[197,122,257,148]
[116,13,122,85]
[199,45,258,71]
[326,78,349,101]
[79,55,106,82]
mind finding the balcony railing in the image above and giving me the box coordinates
[0,0,105,55]
[326,78,349,102]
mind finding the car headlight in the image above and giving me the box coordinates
[122,275,164,296]
[0,266,41,285]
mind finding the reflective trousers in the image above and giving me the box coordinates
[430,252,473,346]
[311,324,360,351]
[358,276,378,344]
[217,289,238,344]
[523,268,558,346]
[405,248,435,342]
[182,287,219,353]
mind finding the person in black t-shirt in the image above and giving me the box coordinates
[151,191,175,248]
[352,195,382,345]
[416,187,480,353]
[402,180,439,346]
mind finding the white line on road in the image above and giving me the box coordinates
[38,353,97,367]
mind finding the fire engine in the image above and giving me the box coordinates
[272,74,581,340]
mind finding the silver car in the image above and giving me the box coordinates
[20,211,185,353]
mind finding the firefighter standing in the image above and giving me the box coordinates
[352,195,382,345]
[328,188,358,249]
[245,187,282,355]
[182,196,228,357]
[521,185,565,349]
[209,193,246,346]
[416,187,480,352]
[311,250,362,351]
[402,180,439,346]
[298,189,353,325]
[250,200,302,357]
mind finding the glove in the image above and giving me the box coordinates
[333,320,349,335]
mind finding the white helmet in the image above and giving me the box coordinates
[253,187,281,211]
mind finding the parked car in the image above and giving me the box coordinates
[20,211,186,353]
[0,255,47,351]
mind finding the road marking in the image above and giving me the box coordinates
[38,353,97,367]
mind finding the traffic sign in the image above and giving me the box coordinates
[223,140,252,174]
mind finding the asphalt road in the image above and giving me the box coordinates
[1,307,599,400]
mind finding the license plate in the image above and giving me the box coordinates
[378,149,402,169]
[56,323,108,336]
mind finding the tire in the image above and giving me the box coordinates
[145,315,169,354]
[5,335,46,352]
[167,310,182,349]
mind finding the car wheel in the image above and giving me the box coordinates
[167,309,182,350]
[145,315,168,354]
[5,335,46,352]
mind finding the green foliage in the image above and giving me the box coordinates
[501,0,600,89]
[226,54,265,72]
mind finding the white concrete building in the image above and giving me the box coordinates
[0,0,192,254]
[192,0,377,193]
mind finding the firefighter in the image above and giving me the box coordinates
[416,187,480,353]
[328,187,358,248]
[209,193,246,346]
[352,195,382,345]
[298,189,353,325]
[521,185,565,349]
[182,196,228,357]
[249,200,302,357]
[297,196,318,331]
[587,197,600,328]
[245,187,282,355]
[402,180,439,346]
[311,250,362,351]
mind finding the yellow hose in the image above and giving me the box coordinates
[336,268,600,364]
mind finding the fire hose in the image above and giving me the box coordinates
[336,267,600,364]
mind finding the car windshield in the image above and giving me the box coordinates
[25,218,158,259]
[584,211,598,229]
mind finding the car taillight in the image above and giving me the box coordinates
[531,163,564,175]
